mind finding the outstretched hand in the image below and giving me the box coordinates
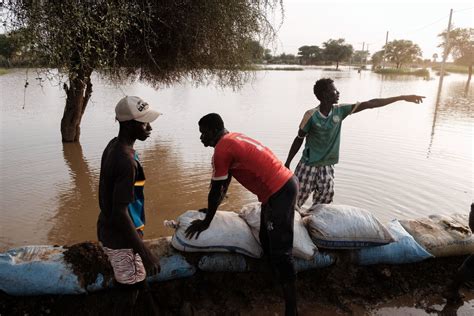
[185,219,210,239]
[403,95,425,104]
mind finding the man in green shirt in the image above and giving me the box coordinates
[285,78,424,208]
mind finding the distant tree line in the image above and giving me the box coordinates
[245,28,472,76]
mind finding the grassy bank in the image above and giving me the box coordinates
[432,64,470,74]
[0,68,8,75]
[249,65,304,71]
[374,68,430,77]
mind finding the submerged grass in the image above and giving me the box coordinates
[249,65,304,71]
[431,64,470,74]
[374,68,430,77]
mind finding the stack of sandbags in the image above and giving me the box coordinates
[355,219,434,265]
[302,204,395,249]
[238,202,318,260]
[171,210,263,258]
[399,213,473,257]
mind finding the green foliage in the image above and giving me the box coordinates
[0,34,16,60]
[431,64,470,74]
[352,50,369,64]
[371,50,384,67]
[245,40,266,63]
[374,68,429,77]
[297,45,322,64]
[0,28,31,64]
[5,0,282,88]
[438,28,473,63]
[322,38,353,69]
[259,66,303,71]
[383,40,422,69]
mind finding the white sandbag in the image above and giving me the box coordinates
[171,210,263,258]
[399,213,474,257]
[356,220,434,265]
[303,204,394,249]
[238,202,318,260]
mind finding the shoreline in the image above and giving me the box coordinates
[1,255,472,315]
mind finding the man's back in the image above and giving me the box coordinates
[97,137,138,248]
[213,132,292,203]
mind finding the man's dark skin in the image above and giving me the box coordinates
[284,82,425,168]
[98,120,160,276]
[185,126,231,239]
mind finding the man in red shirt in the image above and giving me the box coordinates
[186,113,299,316]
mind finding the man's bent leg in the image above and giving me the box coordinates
[295,161,316,208]
[313,165,335,205]
[265,176,299,316]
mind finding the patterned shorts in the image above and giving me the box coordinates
[102,247,146,285]
[294,161,335,208]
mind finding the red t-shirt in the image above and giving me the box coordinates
[212,132,293,203]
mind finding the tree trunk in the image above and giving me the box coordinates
[60,70,93,142]
[336,61,339,70]
[467,64,472,86]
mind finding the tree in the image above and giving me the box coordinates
[371,50,385,68]
[297,45,322,65]
[246,40,266,63]
[383,40,421,69]
[432,53,438,63]
[352,50,369,64]
[0,34,16,60]
[322,38,353,70]
[0,29,29,65]
[438,27,474,83]
[263,48,272,62]
[5,1,280,142]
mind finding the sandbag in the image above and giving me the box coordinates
[238,202,318,260]
[399,213,474,257]
[355,219,434,265]
[171,210,263,258]
[303,204,394,249]
[0,238,196,296]
[198,252,335,273]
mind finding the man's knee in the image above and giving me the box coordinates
[269,254,296,283]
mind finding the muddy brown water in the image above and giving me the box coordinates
[1,68,472,250]
[1,68,473,313]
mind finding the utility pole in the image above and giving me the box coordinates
[366,44,369,67]
[439,9,453,78]
[382,31,389,69]
[431,9,453,157]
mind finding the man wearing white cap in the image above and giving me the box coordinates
[97,96,161,314]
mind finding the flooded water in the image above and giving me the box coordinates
[0,67,472,250]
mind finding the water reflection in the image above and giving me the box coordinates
[1,68,472,249]
[428,77,473,157]
[48,143,98,245]
[48,137,252,245]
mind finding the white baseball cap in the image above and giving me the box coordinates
[115,96,161,123]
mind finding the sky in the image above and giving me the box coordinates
[1,1,472,60]
[271,0,473,59]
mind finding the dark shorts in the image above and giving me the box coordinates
[259,175,299,257]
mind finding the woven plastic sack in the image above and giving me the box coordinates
[399,213,473,257]
[239,202,317,260]
[171,210,263,258]
[303,204,394,249]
